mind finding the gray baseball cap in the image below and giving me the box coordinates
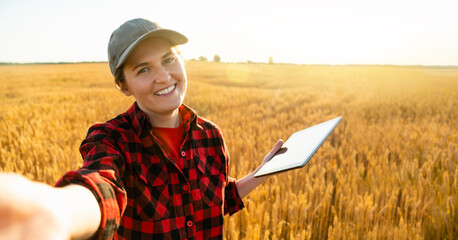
[107,18,188,76]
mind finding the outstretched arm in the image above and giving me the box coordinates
[235,139,284,199]
[0,173,101,240]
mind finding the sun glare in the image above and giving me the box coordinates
[226,64,250,83]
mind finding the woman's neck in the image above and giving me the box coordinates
[148,109,181,128]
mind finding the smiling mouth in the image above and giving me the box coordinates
[154,84,176,96]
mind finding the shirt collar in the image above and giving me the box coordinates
[126,101,198,136]
[178,104,197,132]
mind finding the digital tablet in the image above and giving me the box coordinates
[254,116,342,177]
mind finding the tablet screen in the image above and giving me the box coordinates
[254,116,342,177]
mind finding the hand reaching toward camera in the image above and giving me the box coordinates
[0,173,71,240]
[0,173,101,240]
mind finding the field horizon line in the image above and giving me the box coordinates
[1,61,458,69]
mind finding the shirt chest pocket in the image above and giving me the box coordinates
[133,162,171,221]
[196,155,225,207]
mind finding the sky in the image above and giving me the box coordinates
[0,0,457,65]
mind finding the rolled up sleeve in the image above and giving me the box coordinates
[224,176,245,215]
[55,124,127,240]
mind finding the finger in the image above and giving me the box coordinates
[264,139,284,162]
[274,147,288,155]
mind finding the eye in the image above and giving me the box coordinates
[137,67,149,75]
[162,56,175,65]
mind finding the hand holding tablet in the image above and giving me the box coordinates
[254,116,342,177]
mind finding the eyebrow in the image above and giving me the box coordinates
[131,51,174,72]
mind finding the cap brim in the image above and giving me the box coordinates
[116,29,188,70]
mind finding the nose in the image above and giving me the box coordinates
[154,65,171,83]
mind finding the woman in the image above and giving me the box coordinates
[0,18,283,240]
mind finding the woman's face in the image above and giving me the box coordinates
[121,37,187,119]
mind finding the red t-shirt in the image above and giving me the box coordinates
[152,124,185,162]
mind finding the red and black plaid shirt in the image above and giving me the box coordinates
[55,102,245,239]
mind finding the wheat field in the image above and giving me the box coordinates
[0,61,456,239]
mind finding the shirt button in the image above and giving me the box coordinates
[182,185,189,191]
[181,151,186,157]
[187,220,193,227]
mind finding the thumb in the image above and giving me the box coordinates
[263,139,284,163]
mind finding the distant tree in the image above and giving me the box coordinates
[268,56,274,64]
[213,54,221,63]
[198,56,207,62]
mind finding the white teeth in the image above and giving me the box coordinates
[154,85,175,96]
